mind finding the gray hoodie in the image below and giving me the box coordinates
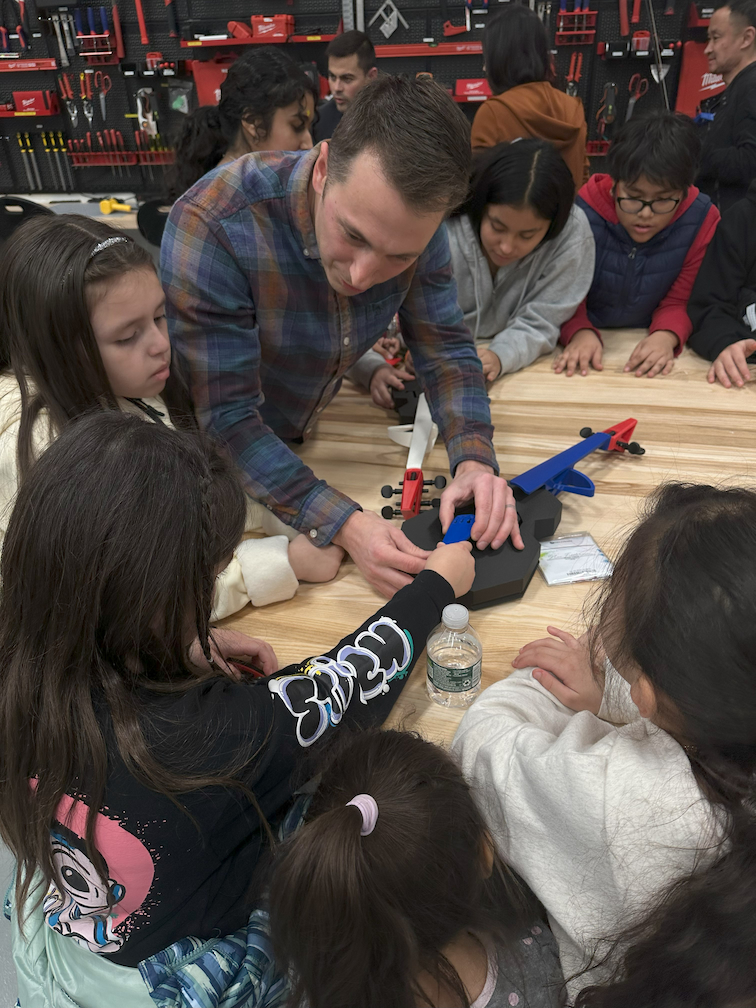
[448,205,595,375]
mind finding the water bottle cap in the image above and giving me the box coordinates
[442,604,469,631]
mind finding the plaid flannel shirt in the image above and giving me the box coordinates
[161,146,497,545]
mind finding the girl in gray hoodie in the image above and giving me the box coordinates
[448,139,595,381]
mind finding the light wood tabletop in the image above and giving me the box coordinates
[221,329,756,747]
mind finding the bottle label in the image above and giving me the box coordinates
[426,657,482,693]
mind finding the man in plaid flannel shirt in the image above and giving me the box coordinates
[162,76,524,598]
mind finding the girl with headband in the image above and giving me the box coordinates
[270,729,565,1008]
[0,214,343,626]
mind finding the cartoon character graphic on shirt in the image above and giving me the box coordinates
[44,822,125,953]
[41,793,155,953]
[268,616,412,747]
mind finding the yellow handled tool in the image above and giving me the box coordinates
[99,198,132,214]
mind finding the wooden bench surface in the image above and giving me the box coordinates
[222,330,756,746]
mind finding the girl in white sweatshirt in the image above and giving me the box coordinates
[0,214,342,619]
[447,139,595,382]
[453,482,756,1007]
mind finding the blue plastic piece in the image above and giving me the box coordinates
[545,468,595,497]
[443,513,476,544]
[510,431,610,497]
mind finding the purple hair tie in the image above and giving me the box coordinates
[345,794,379,836]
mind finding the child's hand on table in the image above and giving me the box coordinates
[369,364,415,408]
[624,330,678,378]
[478,347,502,382]
[512,626,603,714]
[554,330,603,376]
[708,338,756,388]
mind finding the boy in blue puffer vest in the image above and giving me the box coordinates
[555,111,720,377]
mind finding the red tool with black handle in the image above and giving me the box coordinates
[134,0,149,44]
[164,0,179,38]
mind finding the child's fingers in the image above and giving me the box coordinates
[532,667,577,704]
[546,625,577,645]
[590,345,604,371]
[512,641,570,670]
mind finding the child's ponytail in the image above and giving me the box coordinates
[168,105,228,201]
[270,729,542,1008]
[577,482,756,1008]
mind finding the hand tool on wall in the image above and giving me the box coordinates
[136,88,157,137]
[111,4,125,58]
[164,0,179,38]
[134,0,149,45]
[15,132,34,190]
[94,71,111,122]
[50,12,68,64]
[58,73,77,128]
[626,71,648,118]
[566,50,583,95]
[645,0,670,105]
[60,11,74,52]
[596,81,617,138]
[664,0,675,12]
[13,2,27,50]
[619,0,630,35]
[39,130,53,187]
[115,130,126,178]
[80,71,94,130]
[23,132,41,191]
[56,131,74,189]
[368,0,408,39]
[135,128,154,180]
[631,0,642,21]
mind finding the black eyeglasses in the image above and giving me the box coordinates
[615,196,680,215]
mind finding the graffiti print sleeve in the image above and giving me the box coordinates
[267,570,453,748]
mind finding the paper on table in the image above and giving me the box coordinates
[538,531,613,586]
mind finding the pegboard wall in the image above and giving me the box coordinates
[0,0,718,198]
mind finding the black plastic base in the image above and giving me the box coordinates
[391,379,422,424]
[401,486,563,609]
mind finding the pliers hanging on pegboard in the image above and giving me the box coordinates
[0,0,26,52]
[566,51,583,97]
[596,82,617,138]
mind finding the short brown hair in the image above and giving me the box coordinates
[326,75,472,215]
[326,30,376,72]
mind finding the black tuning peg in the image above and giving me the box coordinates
[616,440,645,455]
[579,427,594,439]
[381,484,401,498]
[381,505,400,519]
[423,475,447,489]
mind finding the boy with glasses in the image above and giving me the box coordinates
[555,111,720,377]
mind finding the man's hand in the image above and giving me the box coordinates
[708,338,756,388]
[189,628,279,678]
[512,626,603,714]
[478,346,502,383]
[333,509,430,598]
[369,365,415,409]
[624,330,678,378]
[554,329,603,376]
[439,461,524,552]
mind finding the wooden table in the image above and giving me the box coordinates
[223,330,756,747]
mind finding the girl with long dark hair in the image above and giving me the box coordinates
[1,411,474,1006]
[0,214,342,619]
[454,482,756,1006]
[448,140,594,381]
[270,728,564,1008]
[471,5,587,189]
[168,47,315,200]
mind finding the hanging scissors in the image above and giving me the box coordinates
[626,72,649,121]
[94,70,112,122]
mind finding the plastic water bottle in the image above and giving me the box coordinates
[426,604,482,708]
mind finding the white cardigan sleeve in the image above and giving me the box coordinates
[211,499,299,620]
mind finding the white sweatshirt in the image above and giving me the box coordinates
[0,376,298,618]
[451,664,725,996]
